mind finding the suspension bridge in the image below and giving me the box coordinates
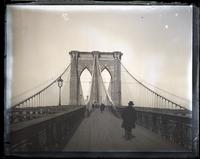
[7,51,192,153]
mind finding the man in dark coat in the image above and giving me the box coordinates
[121,101,137,140]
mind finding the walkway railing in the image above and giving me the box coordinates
[9,105,79,124]
[112,106,192,150]
[136,109,192,150]
[8,106,86,153]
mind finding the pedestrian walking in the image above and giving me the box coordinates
[121,101,137,140]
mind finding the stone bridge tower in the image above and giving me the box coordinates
[69,51,122,106]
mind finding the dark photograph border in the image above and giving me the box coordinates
[3,1,199,158]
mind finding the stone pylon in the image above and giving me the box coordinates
[69,51,122,106]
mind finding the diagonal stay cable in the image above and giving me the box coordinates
[139,79,191,103]
[86,57,96,109]
[12,66,68,101]
[119,59,190,111]
[96,60,122,118]
[96,59,116,108]
[12,63,71,108]
[11,77,56,101]
[121,62,190,103]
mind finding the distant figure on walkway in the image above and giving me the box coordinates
[92,103,94,109]
[100,103,105,113]
[121,101,137,140]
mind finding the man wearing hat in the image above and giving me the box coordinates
[121,101,137,140]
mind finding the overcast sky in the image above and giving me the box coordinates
[6,5,192,109]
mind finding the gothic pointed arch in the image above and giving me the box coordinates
[80,67,92,102]
[101,67,112,91]
[69,51,122,106]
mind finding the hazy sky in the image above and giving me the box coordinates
[6,5,192,109]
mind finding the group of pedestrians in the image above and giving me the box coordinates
[92,102,106,113]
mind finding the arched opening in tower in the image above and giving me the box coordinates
[101,68,112,92]
[80,68,92,102]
